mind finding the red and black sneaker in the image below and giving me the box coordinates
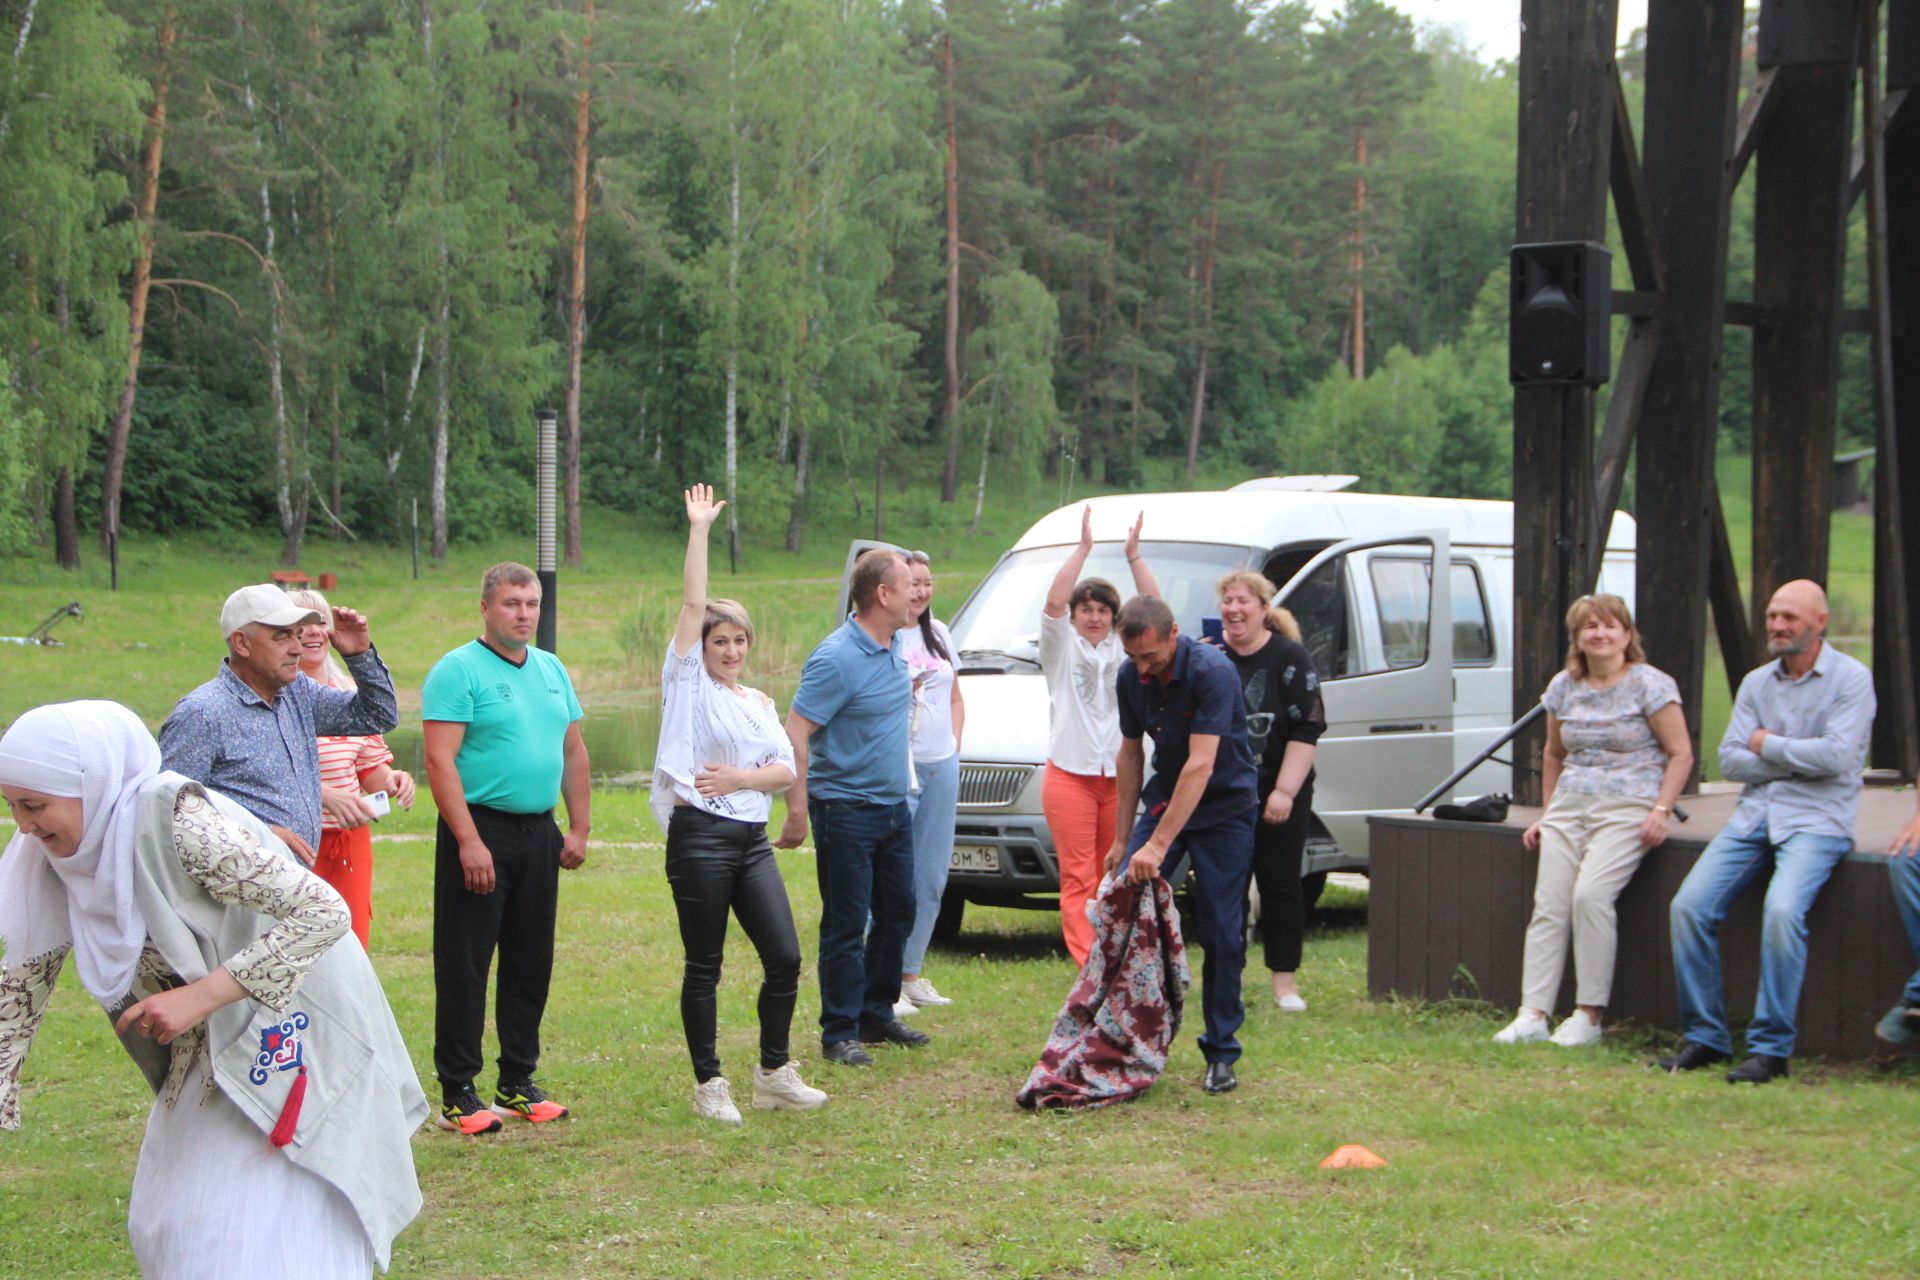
[434,1087,505,1136]
[492,1080,569,1124]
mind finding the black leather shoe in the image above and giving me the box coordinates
[1655,1041,1729,1073]
[1201,1062,1237,1093]
[859,1019,930,1048]
[1725,1054,1789,1085]
[822,1039,874,1068]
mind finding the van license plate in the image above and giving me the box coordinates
[950,844,1000,873]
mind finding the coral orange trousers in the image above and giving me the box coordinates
[1042,764,1117,968]
[315,826,374,949]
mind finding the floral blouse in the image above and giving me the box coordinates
[0,789,350,1130]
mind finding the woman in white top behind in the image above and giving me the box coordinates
[1493,593,1692,1048]
[1039,506,1160,968]
[894,550,965,1013]
[652,485,826,1124]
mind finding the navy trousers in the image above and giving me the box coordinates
[1126,807,1256,1065]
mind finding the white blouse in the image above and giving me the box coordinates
[897,620,959,764]
[650,641,796,831]
[1037,610,1126,777]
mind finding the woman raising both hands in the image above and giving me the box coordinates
[650,483,826,1126]
[1039,506,1159,967]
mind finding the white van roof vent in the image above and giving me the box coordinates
[1228,474,1361,493]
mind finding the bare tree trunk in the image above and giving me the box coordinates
[1350,129,1367,380]
[0,0,41,147]
[939,29,963,503]
[562,0,593,567]
[968,397,994,535]
[240,64,304,567]
[387,325,426,473]
[785,424,810,552]
[873,453,885,540]
[53,464,79,570]
[100,5,175,553]
[723,26,743,572]
[424,0,451,560]
[1185,159,1223,477]
[322,180,343,535]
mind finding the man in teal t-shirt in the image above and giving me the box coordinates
[420,562,590,1135]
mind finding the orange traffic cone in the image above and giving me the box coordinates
[1319,1144,1388,1169]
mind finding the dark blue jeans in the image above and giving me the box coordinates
[1127,807,1256,1065]
[810,797,914,1045]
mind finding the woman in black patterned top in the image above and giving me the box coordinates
[1213,571,1326,1011]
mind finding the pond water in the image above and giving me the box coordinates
[383,677,802,787]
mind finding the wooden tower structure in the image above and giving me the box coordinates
[1510,0,1919,801]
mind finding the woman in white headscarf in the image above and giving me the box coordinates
[0,701,427,1278]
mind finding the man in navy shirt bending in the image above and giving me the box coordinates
[1105,595,1259,1094]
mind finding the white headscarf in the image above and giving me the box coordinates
[0,701,157,1001]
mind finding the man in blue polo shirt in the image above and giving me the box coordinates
[775,548,923,1067]
[1104,594,1259,1094]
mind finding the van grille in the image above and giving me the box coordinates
[956,764,1033,808]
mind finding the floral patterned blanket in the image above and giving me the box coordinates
[1016,873,1190,1110]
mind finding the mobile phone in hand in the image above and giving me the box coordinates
[365,791,392,820]
[1201,616,1224,645]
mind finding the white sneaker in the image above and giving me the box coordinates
[692,1076,742,1125]
[1550,1012,1605,1047]
[753,1062,829,1112]
[902,977,954,1007]
[1492,1011,1550,1044]
[1275,993,1308,1013]
[892,996,919,1018]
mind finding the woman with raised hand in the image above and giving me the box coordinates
[1212,571,1325,1012]
[1494,593,1691,1048]
[0,700,425,1278]
[651,483,824,1125]
[288,588,416,949]
[894,549,966,1014]
[1039,506,1160,967]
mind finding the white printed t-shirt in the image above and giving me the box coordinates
[897,620,959,764]
[650,641,796,831]
[1038,610,1125,777]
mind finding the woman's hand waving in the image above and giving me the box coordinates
[685,483,726,530]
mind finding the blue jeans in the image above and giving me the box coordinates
[1890,854,1920,1007]
[1669,827,1853,1058]
[902,753,960,976]
[809,797,914,1045]
[1126,808,1256,1065]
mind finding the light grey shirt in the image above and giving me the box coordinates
[1718,641,1876,842]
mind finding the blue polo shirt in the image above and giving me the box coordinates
[1117,634,1259,829]
[791,616,912,804]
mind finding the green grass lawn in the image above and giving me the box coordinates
[1,816,1915,1278]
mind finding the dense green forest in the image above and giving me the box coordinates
[0,1,1876,569]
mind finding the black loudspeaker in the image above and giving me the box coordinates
[1509,241,1611,388]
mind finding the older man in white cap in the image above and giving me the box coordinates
[159,584,399,866]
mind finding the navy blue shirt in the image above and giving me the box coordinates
[1117,634,1259,829]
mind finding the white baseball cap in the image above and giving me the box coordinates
[220,584,325,638]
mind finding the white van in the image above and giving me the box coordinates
[923,479,1636,938]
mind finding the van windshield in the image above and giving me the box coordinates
[947,541,1257,660]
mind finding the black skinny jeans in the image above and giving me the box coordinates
[1251,776,1315,974]
[665,806,803,1082]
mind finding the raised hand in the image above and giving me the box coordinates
[329,607,372,656]
[1079,504,1095,553]
[1125,511,1145,561]
[686,482,726,530]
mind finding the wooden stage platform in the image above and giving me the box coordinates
[1367,787,1919,1060]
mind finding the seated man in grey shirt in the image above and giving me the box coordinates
[1660,579,1876,1084]
[160,584,399,866]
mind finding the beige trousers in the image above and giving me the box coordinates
[1521,789,1653,1013]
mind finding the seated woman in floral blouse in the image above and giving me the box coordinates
[0,700,427,1278]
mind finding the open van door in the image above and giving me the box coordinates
[1272,530,1453,860]
[836,539,905,618]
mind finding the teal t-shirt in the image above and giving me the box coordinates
[421,640,584,814]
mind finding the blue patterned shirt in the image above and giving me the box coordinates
[159,648,400,849]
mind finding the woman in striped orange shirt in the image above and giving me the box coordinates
[290,589,415,947]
